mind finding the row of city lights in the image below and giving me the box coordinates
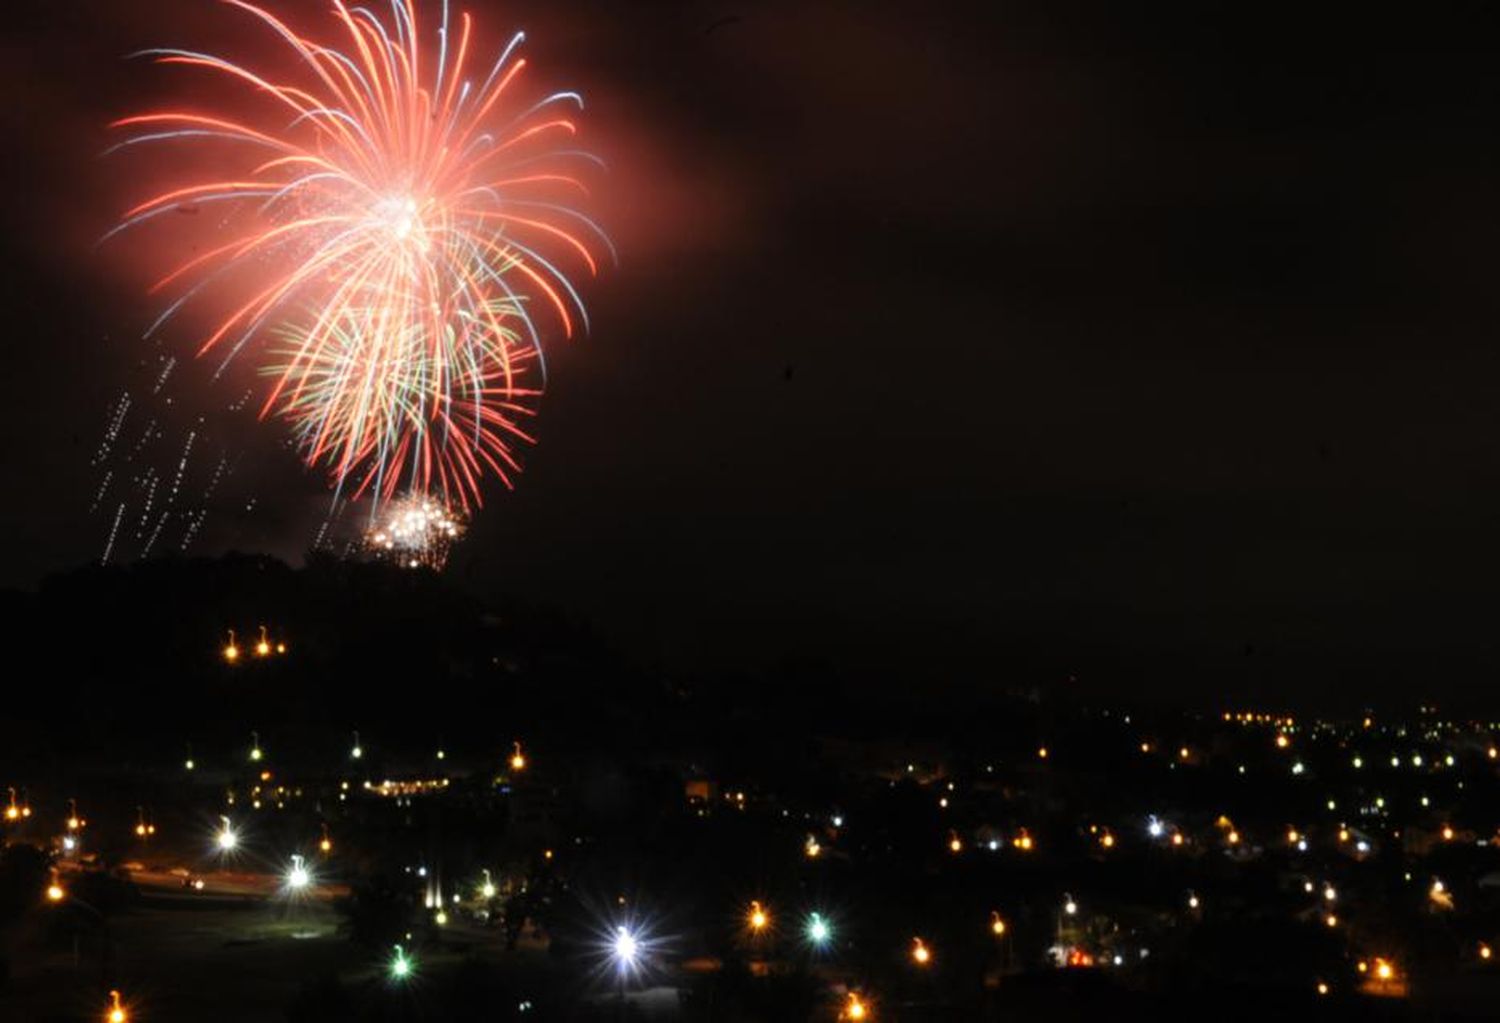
[221,627,286,662]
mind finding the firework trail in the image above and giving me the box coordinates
[109,0,608,510]
[87,342,262,565]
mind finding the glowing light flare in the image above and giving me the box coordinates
[613,926,639,969]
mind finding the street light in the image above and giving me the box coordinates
[255,625,271,657]
[911,937,931,966]
[510,741,527,772]
[223,629,239,663]
[807,912,831,947]
[249,731,263,762]
[287,854,310,890]
[613,926,640,971]
[390,944,412,980]
[319,824,333,855]
[216,815,238,852]
[990,911,1007,936]
[351,730,363,760]
[106,990,128,1023]
[747,900,769,933]
[843,992,869,1020]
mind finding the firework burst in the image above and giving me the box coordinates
[364,493,466,569]
[108,0,608,509]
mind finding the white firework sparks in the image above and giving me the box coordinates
[365,495,465,570]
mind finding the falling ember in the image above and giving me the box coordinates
[363,493,466,569]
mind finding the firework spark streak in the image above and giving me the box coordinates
[109,0,608,510]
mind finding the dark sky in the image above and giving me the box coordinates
[4,1,1500,706]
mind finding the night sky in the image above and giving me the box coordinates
[4,1,1500,705]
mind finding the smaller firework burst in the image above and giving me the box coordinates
[364,495,466,570]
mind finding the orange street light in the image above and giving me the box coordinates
[843,992,869,1020]
[223,629,240,663]
[510,741,527,772]
[106,990,128,1023]
[748,900,769,933]
[911,937,931,966]
[990,911,1007,936]
[255,625,271,657]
